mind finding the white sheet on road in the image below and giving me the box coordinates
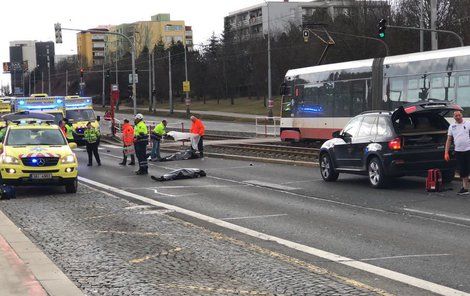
[167,131,200,150]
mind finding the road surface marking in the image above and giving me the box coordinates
[357,254,452,262]
[92,230,160,237]
[403,208,470,223]
[95,151,470,229]
[138,209,175,215]
[221,214,288,221]
[78,176,470,296]
[124,205,154,210]
[129,247,182,264]
[243,180,300,191]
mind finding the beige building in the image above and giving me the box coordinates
[107,14,193,59]
[76,28,108,69]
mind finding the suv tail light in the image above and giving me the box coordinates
[388,137,402,150]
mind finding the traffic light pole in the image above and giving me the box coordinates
[387,25,464,47]
[61,27,138,115]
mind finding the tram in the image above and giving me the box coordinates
[280,46,470,141]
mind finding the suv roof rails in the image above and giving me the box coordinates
[360,110,391,115]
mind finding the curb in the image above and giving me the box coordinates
[0,210,84,296]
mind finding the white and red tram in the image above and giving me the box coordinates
[280,46,470,141]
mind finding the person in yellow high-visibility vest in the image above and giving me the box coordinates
[64,118,75,143]
[150,120,167,161]
[133,114,149,175]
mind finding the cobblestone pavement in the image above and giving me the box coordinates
[0,186,389,296]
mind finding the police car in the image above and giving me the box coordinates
[0,112,78,196]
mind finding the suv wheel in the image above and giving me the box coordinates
[65,178,78,194]
[368,157,388,188]
[320,153,339,182]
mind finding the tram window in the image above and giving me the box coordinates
[457,74,470,107]
[407,78,421,102]
[388,78,405,102]
[429,74,456,101]
[333,82,350,117]
[351,80,366,114]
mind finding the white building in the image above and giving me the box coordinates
[225,0,389,41]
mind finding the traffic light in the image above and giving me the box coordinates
[303,29,309,43]
[54,23,62,44]
[80,68,84,78]
[378,19,387,39]
[106,69,111,78]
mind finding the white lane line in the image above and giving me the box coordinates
[221,214,288,221]
[243,180,300,191]
[358,254,452,262]
[78,176,470,296]
[403,208,470,223]
[124,205,154,210]
[95,151,470,229]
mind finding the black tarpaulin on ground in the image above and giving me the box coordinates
[151,168,206,182]
[160,149,199,162]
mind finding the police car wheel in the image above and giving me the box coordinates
[65,179,78,194]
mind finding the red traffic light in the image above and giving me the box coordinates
[80,68,84,78]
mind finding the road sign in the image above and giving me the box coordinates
[129,74,139,84]
[183,80,190,92]
[2,62,10,73]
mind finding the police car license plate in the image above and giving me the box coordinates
[30,173,52,180]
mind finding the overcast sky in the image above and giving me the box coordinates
[0,0,312,88]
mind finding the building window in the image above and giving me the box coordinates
[165,25,183,31]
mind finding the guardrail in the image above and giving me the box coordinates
[255,117,280,137]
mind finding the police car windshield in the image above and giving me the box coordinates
[66,109,96,122]
[6,129,67,146]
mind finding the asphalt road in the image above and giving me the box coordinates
[75,143,470,295]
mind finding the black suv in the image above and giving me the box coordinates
[319,100,460,188]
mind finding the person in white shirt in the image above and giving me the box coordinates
[445,111,470,195]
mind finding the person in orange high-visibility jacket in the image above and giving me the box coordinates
[119,119,135,166]
[190,116,205,158]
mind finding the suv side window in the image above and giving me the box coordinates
[357,115,378,139]
[342,116,362,139]
[377,116,393,138]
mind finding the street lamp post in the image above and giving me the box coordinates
[184,45,190,118]
[264,0,273,118]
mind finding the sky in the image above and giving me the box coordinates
[0,0,312,89]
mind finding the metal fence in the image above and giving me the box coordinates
[255,116,281,137]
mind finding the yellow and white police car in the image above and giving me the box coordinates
[0,112,78,196]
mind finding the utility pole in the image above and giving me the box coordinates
[101,60,105,107]
[184,45,190,117]
[33,70,36,93]
[47,46,51,95]
[265,0,272,116]
[41,71,44,93]
[151,50,156,112]
[65,70,68,95]
[168,51,173,114]
[148,52,152,111]
[431,0,438,50]
[420,0,424,51]
[115,52,118,84]
[28,72,31,96]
